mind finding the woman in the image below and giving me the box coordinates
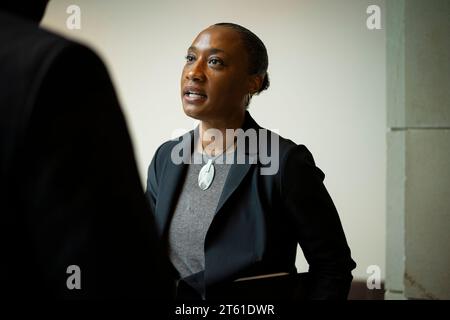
[146,23,356,300]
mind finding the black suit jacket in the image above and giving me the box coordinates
[146,112,356,300]
[0,10,172,299]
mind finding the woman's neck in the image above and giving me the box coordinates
[199,110,245,156]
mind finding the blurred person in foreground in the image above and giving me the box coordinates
[0,0,172,300]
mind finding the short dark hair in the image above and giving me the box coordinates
[213,22,270,95]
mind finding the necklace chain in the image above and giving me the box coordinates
[197,141,235,190]
[200,141,235,164]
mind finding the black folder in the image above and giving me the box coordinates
[207,272,311,301]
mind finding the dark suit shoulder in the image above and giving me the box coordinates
[280,141,325,188]
[151,132,192,172]
[282,142,317,167]
[0,10,108,122]
[257,126,315,168]
[1,11,72,76]
[0,10,106,88]
[0,12,107,180]
[157,137,185,159]
[155,136,185,160]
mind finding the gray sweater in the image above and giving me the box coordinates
[168,151,232,296]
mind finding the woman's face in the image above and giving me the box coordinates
[181,26,257,122]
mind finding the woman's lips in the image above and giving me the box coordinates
[183,92,207,104]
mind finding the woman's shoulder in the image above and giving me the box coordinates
[256,126,315,167]
[274,133,324,181]
[154,138,182,158]
[251,125,323,182]
[151,130,194,165]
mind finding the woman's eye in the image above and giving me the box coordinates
[185,55,195,63]
[209,58,223,66]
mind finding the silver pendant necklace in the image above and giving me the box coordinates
[198,143,234,190]
[198,158,215,190]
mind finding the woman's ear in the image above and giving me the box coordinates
[248,74,264,94]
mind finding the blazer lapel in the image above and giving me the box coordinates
[155,131,194,237]
[214,111,261,216]
[214,153,256,216]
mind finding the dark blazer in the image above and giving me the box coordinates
[0,10,172,299]
[146,111,356,300]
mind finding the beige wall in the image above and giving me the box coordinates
[41,0,386,281]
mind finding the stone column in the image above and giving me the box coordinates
[386,0,450,299]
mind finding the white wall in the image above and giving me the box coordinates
[42,0,386,280]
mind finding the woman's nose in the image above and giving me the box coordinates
[186,62,205,81]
